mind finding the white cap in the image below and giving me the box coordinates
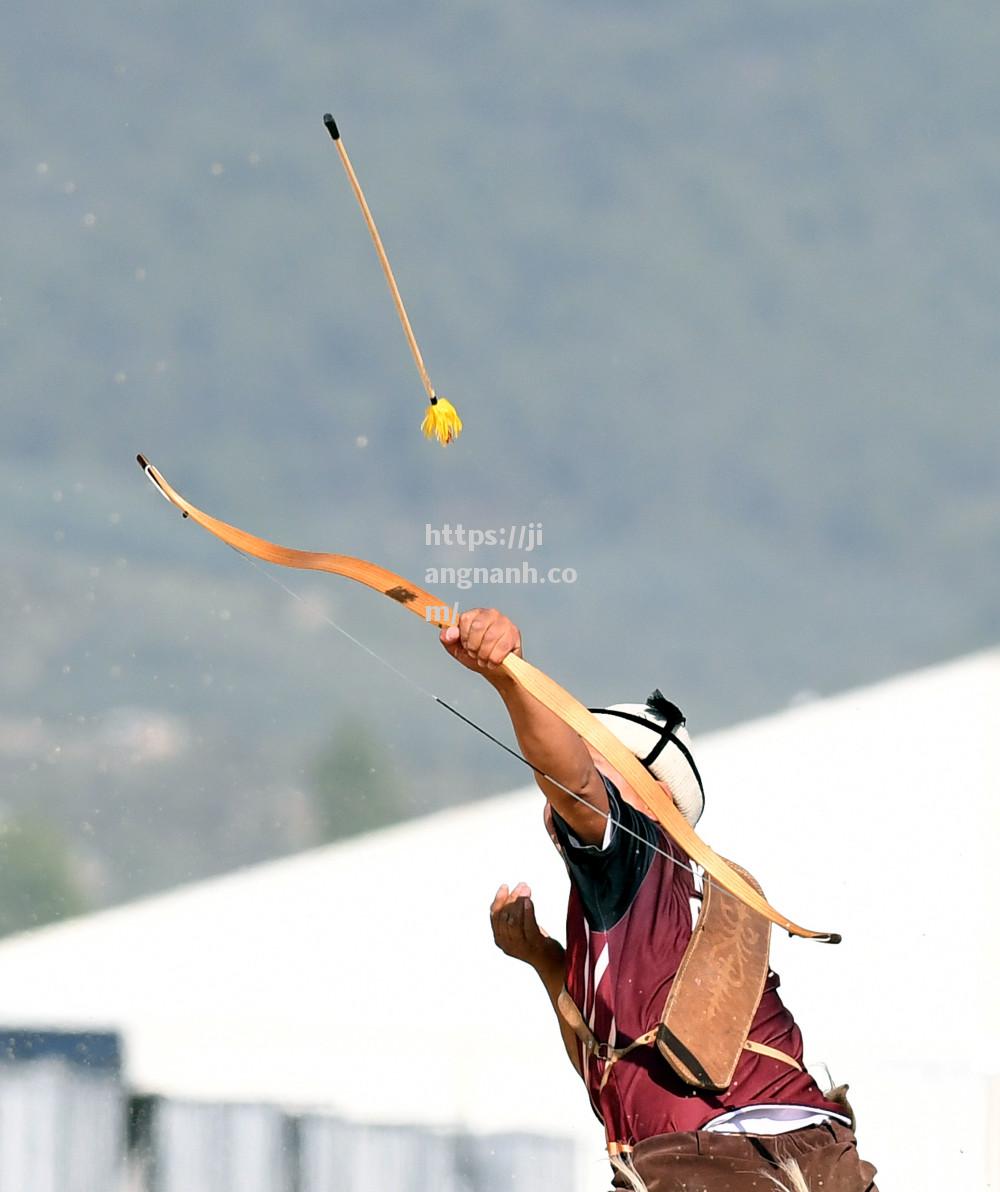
[589,690,705,827]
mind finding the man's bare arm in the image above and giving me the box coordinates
[490,884,582,1078]
[440,609,608,844]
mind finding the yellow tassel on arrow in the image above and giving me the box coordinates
[421,395,463,446]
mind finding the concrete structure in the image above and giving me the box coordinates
[1,649,997,1190]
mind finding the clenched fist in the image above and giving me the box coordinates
[440,608,522,676]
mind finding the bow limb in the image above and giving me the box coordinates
[500,654,839,943]
[137,455,839,942]
[137,455,458,624]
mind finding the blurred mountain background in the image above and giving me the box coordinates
[3,1,998,933]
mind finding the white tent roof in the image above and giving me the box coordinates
[1,649,998,1191]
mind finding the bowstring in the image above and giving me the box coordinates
[234,549,727,894]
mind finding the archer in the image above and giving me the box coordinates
[441,608,879,1192]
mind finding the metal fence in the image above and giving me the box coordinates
[129,1098,295,1192]
[137,1101,575,1192]
[0,1032,574,1192]
[0,1033,124,1192]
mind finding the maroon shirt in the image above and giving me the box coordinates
[552,778,845,1145]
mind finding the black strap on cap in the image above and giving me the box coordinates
[588,699,705,796]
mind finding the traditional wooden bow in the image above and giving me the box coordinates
[137,454,840,944]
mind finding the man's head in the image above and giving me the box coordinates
[589,690,705,827]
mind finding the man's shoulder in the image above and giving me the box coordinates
[554,776,669,931]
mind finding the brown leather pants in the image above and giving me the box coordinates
[611,1121,878,1191]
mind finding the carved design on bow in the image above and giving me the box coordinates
[137,454,840,944]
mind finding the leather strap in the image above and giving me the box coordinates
[557,990,660,1093]
[742,1038,802,1070]
[559,984,801,1082]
